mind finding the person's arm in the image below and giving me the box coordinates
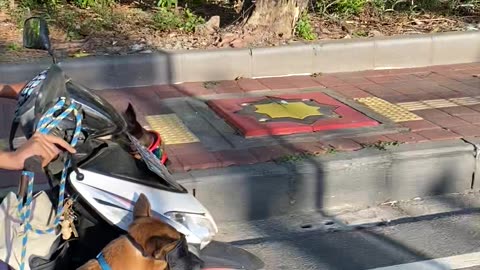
[0,152,20,170]
[0,82,26,100]
[0,133,76,170]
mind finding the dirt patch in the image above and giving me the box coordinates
[0,3,478,63]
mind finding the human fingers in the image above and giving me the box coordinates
[41,134,76,154]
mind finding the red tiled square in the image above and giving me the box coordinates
[249,146,292,162]
[366,75,400,84]
[390,86,425,95]
[435,91,466,99]
[381,95,412,103]
[286,76,323,89]
[165,143,207,156]
[468,104,480,112]
[458,114,480,124]
[176,82,215,96]
[414,109,451,119]
[213,150,259,167]
[385,132,429,144]
[404,93,442,101]
[357,85,403,97]
[322,138,363,151]
[440,106,478,116]
[212,81,243,94]
[416,129,462,141]
[257,77,297,91]
[312,75,349,87]
[288,142,327,155]
[329,85,372,99]
[338,90,372,99]
[176,152,221,171]
[337,76,372,85]
[428,116,470,128]
[166,156,185,173]
[449,124,480,137]
[352,135,393,145]
[400,120,440,131]
[237,79,270,92]
[155,88,185,99]
[208,92,379,137]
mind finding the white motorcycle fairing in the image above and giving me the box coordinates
[69,168,218,247]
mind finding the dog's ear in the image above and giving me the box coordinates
[125,103,137,122]
[145,236,178,261]
[133,193,151,219]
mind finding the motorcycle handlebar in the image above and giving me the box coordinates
[23,155,43,172]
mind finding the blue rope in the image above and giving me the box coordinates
[17,97,82,270]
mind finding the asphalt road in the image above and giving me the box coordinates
[215,192,480,270]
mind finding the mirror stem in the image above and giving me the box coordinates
[49,49,57,64]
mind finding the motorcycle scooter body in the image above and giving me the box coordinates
[12,16,264,270]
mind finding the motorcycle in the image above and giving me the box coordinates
[9,16,265,270]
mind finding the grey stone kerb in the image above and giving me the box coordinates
[1,30,480,89]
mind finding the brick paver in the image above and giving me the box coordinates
[2,62,480,174]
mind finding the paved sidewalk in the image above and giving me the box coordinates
[1,62,480,176]
[95,63,480,173]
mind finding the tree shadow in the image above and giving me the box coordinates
[2,21,480,268]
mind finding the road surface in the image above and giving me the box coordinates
[215,191,480,270]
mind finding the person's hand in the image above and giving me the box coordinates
[11,133,76,170]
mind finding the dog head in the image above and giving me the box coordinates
[77,194,184,270]
[114,103,154,154]
[128,193,182,261]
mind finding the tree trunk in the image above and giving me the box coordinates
[242,0,308,38]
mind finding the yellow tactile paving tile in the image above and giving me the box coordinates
[422,99,458,108]
[398,96,480,111]
[355,97,423,122]
[450,97,480,106]
[145,114,200,145]
[396,101,431,111]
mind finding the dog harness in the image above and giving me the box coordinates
[96,252,112,270]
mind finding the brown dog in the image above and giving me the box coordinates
[77,194,182,270]
[114,103,157,159]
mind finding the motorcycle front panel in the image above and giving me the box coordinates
[69,169,211,246]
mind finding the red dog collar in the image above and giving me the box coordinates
[147,130,167,164]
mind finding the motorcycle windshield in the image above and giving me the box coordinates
[18,65,127,139]
[66,80,127,138]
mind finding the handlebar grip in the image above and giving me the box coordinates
[23,156,43,172]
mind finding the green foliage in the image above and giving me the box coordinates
[0,0,9,9]
[361,141,401,151]
[152,8,183,31]
[7,43,21,51]
[152,8,204,33]
[316,0,366,16]
[295,13,317,40]
[73,0,114,9]
[156,0,177,8]
[74,0,95,8]
[334,0,366,16]
[276,151,324,163]
[372,0,475,13]
[183,8,204,33]
[316,0,467,16]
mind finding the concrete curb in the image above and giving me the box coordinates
[1,31,480,89]
[175,139,476,223]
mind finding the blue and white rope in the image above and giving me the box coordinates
[17,97,82,270]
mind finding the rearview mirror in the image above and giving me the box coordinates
[23,17,51,52]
